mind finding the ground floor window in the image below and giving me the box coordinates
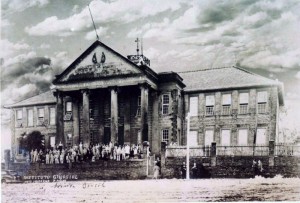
[238,129,248,146]
[50,136,55,148]
[162,129,169,143]
[221,129,231,146]
[256,128,267,145]
[205,130,214,146]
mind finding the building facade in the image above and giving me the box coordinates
[5,40,284,157]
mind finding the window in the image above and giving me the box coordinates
[222,94,231,115]
[188,131,198,146]
[49,107,56,125]
[221,129,231,146]
[27,109,34,127]
[239,93,249,114]
[66,134,73,148]
[50,136,56,148]
[64,101,72,121]
[162,129,169,143]
[16,110,22,120]
[37,108,45,126]
[205,95,215,116]
[66,102,72,112]
[189,96,198,116]
[257,91,268,113]
[162,94,170,115]
[238,129,248,146]
[16,109,23,127]
[205,130,214,146]
[136,96,141,116]
[256,128,267,145]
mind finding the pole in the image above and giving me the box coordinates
[146,146,149,176]
[186,112,191,180]
[88,4,99,41]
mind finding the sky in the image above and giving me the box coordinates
[1,0,300,151]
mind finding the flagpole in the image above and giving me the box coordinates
[186,112,191,180]
[88,4,99,41]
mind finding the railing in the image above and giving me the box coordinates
[275,145,300,156]
[216,145,269,156]
[166,146,211,158]
[165,144,300,158]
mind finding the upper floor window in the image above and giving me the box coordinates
[49,107,56,125]
[16,110,22,120]
[189,96,198,116]
[27,109,34,127]
[222,94,231,115]
[16,109,23,127]
[257,91,268,113]
[136,96,141,116]
[205,95,215,116]
[37,108,45,126]
[162,94,170,115]
[162,129,169,143]
[239,92,249,114]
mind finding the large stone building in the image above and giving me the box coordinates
[5,40,284,157]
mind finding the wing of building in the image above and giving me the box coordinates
[5,40,284,157]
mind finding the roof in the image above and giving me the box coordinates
[4,90,56,108]
[178,66,284,105]
[178,66,281,91]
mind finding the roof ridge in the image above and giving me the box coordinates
[177,66,232,74]
[233,66,279,83]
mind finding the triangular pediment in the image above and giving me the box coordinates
[55,41,144,83]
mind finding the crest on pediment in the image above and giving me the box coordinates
[55,41,143,83]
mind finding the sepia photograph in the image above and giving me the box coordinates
[1,0,300,202]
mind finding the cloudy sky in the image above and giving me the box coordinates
[1,0,300,150]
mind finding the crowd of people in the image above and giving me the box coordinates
[29,142,149,165]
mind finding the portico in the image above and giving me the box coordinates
[52,40,157,147]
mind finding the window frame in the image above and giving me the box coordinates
[239,92,249,114]
[257,91,268,114]
[205,95,215,116]
[222,94,231,115]
[204,129,214,146]
[238,129,248,146]
[37,108,45,126]
[16,109,23,128]
[161,129,169,143]
[220,129,231,146]
[66,101,72,113]
[256,127,268,146]
[162,94,170,115]
[27,108,34,127]
[189,96,198,116]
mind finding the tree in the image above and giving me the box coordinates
[19,131,45,152]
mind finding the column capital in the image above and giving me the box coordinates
[81,89,90,95]
[53,90,64,98]
[108,86,120,93]
[138,82,151,90]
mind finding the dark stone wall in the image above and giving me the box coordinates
[161,156,300,179]
[8,160,147,180]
